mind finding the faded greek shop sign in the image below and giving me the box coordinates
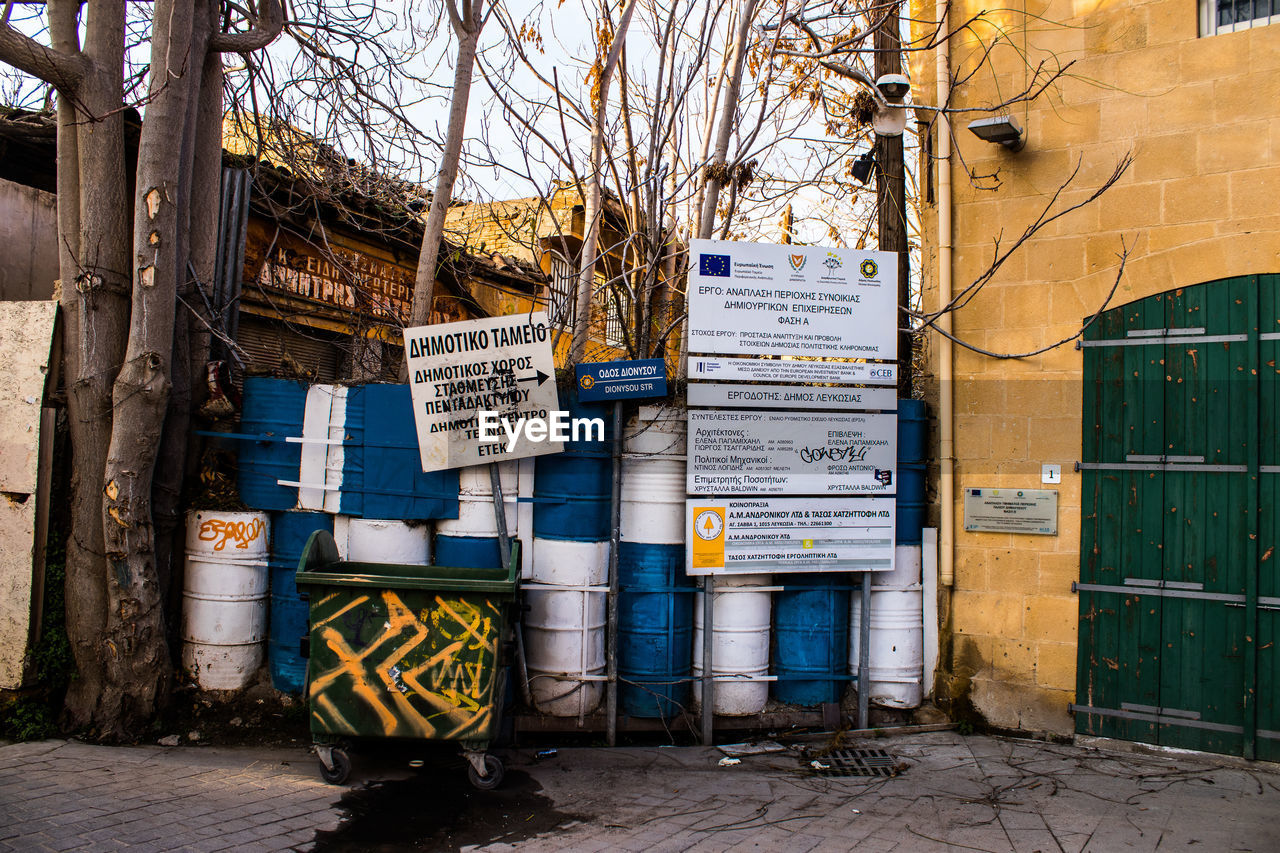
[686,238,897,360]
[244,220,415,323]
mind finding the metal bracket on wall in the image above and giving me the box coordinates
[1072,580,1252,604]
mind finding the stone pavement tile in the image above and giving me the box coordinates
[1006,827,1075,852]
[995,806,1049,831]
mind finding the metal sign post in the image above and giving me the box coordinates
[606,401,623,747]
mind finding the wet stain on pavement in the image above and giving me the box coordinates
[312,761,585,851]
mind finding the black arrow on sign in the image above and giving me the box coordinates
[517,370,550,386]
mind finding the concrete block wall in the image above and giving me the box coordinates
[911,0,1280,733]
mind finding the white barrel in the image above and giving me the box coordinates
[620,405,686,545]
[849,544,924,708]
[436,461,518,537]
[693,575,772,715]
[524,539,608,716]
[181,511,270,690]
[344,518,432,564]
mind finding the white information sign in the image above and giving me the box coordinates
[689,356,896,386]
[688,382,896,411]
[405,312,563,472]
[687,410,897,495]
[964,488,1059,535]
[686,498,895,575]
[687,238,897,360]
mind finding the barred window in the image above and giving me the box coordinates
[546,252,577,329]
[1201,0,1279,35]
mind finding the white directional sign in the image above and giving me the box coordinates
[689,355,896,386]
[687,410,897,496]
[405,312,563,472]
[686,498,896,575]
[687,382,897,411]
[687,239,897,360]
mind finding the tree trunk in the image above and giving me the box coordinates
[58,0,135,732]
[409,1,484,328]
[153,0,218,649]
[98,0,199,735]
[874,4,911,398]
[569,0,637,364]
[696,0,757,240]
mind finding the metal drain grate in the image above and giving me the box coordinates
[807,748,899,778]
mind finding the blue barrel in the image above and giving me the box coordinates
[268,511,332,693]
[896,461,926,545]
[772,575,850,706]
[618,542,696,718]
[896,400,928,545]
[897,399,927,463]
[533,397,613,540]
[238,378,307,511]
[435,535,503,569]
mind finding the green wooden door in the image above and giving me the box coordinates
[1076,274,1278,759]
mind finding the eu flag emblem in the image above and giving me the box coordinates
[699,254,730,277]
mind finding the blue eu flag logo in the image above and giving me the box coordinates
[699,254,730,277]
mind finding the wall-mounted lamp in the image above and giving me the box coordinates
[967,115,1025,152]
[850,152,876,185]
[872,73,910,137]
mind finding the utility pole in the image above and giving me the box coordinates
[875,3,911,399]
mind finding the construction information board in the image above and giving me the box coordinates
[685,498,895,575]
[688,382,896,411]
[405,312,563,472]
[687,410,896,496]
[686,238,897,360]
[964,488,1058,535]
[689,355,896,386]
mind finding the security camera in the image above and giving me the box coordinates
[875,74,910,100]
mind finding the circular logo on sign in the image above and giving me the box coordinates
[859,258,879,278]
[694,510,724,541]
[579,374,595,390]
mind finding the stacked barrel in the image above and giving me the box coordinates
[618,406,696,718]
[524,398,612,716]
[267,511,331,693]
[849,399,927,708]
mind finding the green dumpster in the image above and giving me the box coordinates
[296,529,519,788]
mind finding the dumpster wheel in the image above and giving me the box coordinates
[317,745,351,785]
[466,753,504,790]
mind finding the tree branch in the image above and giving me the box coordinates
[0,21,88,92]
[208,0,283,53]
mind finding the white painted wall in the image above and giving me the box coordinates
[0,178,58,302]
[0,302,56,688]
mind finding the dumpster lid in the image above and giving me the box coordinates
[296,530,520,593]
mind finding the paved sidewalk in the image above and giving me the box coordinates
[2,731,1278,851]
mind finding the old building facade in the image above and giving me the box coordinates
[915,0,1280,757]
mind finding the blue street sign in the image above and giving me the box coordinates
[576,358,668,402]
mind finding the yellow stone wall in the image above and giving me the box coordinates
[911,1,1280,732]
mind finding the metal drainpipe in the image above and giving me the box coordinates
[936,0,955,588]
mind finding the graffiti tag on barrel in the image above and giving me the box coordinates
[197,516,267,551]
[307,590,502,740]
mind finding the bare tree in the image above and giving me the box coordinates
[0,0,283,738]
[409,0,490,328]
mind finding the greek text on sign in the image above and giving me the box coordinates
[688,382,896,412]
[686,498,895,575]
[577,358,667,402]
[405,312,562,472]
[687,239,897,360]
[689,356,896,386]
[964,488,1058,535]
[687,410,897,495]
